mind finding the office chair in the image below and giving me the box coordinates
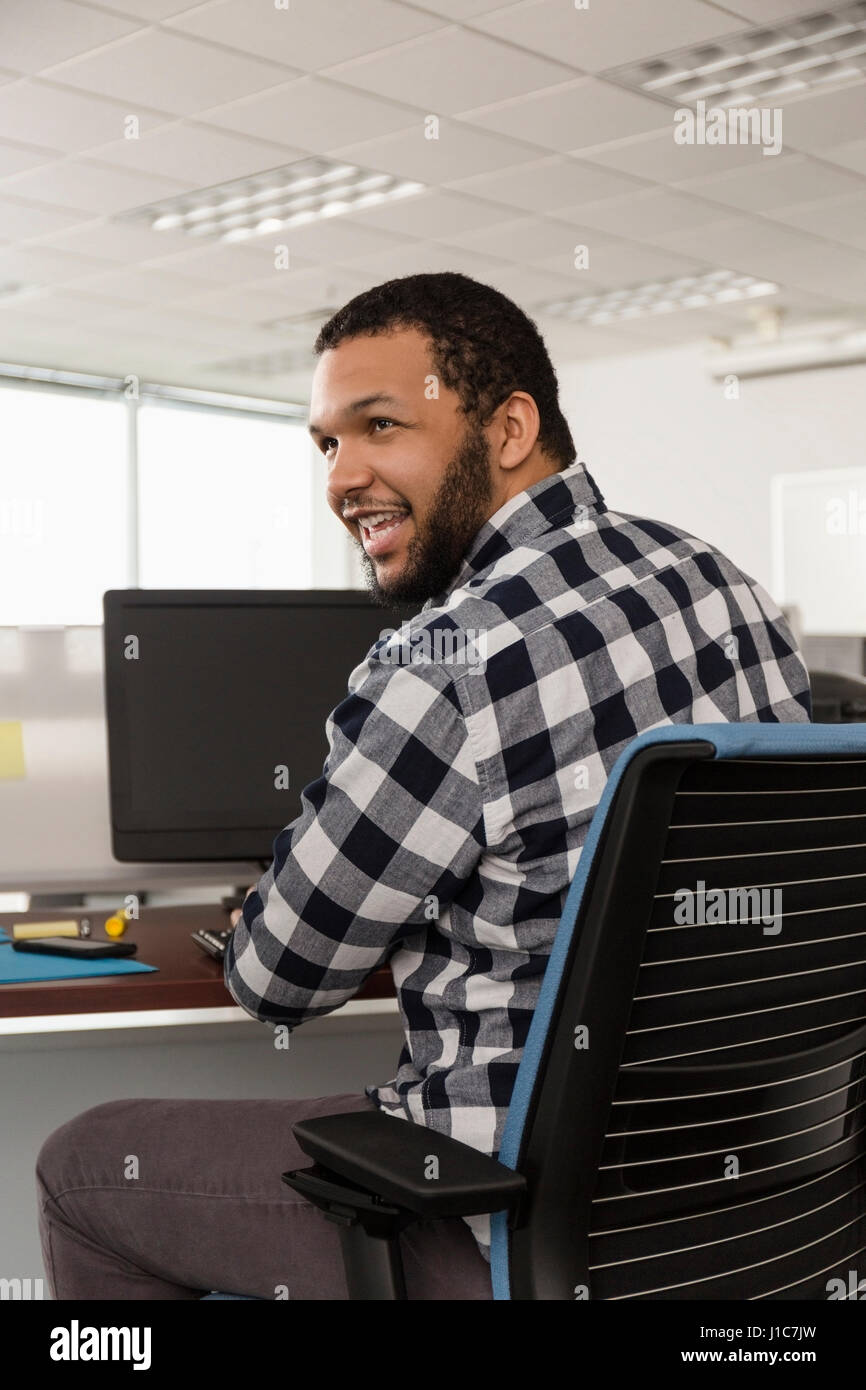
[809,670,866,724]
[207,721,866,1300]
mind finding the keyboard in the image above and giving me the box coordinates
[191,927,234,962]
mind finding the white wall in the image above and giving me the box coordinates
[557,343,866,605]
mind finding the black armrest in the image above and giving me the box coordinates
[289,1109,526,1220]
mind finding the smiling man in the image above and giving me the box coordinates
[309,306,568,609]
[36,272,811,1302]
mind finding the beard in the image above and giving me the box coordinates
[355,420,494,606]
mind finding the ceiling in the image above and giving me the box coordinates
[2,0,866,402]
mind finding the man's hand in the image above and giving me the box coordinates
[230,884,256,929]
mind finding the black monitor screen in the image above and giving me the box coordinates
[103,590,415,862]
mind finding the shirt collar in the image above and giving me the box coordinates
[434,461,606,601]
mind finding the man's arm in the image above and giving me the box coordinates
[224,649,485,1029]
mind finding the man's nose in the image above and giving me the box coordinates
[326,443,376,510]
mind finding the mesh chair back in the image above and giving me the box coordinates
[492,724,866,1301]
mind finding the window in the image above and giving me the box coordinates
[0,377,313,625]
[0,386,128,625]
[138,402,313,589]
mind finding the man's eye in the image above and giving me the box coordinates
[322,437,337,453]
[372,418,395,431]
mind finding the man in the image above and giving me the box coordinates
[36,272,811,1301]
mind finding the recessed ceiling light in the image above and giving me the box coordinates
[604,2,866,107]
[119,157,425,243]
[538,272,778,325]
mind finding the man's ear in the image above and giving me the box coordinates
[495,391,541,473]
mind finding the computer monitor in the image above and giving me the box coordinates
[102,590,416,862]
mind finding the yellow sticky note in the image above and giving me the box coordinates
[0,721,26,779]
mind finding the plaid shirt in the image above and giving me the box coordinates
[225,461,812,1261]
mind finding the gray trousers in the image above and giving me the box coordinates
[35,1092,494,1300]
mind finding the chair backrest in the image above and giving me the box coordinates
[491,723,866,1300]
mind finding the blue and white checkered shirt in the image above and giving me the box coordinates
[225,461,812,1261]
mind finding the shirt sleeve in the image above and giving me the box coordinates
[223,647,486,1029]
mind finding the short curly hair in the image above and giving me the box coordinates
[314,271,576,470]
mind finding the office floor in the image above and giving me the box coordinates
[1,1011,402,1289]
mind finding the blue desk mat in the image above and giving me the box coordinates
[0,929,157,984]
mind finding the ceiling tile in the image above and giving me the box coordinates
[0,196,82,240]
[30,216,194,261]
[229,263,370,316]
[168,0,444,71]
[0,0,141,74]
[0,159,188,215]
[764,243,866,305]
[332,120,539,182]
[329,238,511,282]
[70,264,218,302]
[140,238,292,284]
[648,213,814,264]
[82,0,208,18]
[537,317,670,359]
[582,127,772,181]
[177,282,313,322]
[182,268,380,323]
[42,28,295,118]
[91,305,259,348]
[770,192,866,254]
[471,0,743,74]
[0,79,171,154]
[644,213,866,299]
[346,188,514,238]
[719,0,841,17]
[0,319,120,365]
[0,139,59,177]
[83,122,302,189]
[263,216,409,263]
[477,262,583,305]
[462,77,671,152]
[592,304,758,345]
[822,136,866,178]
[532,237,709,286]
[203,75,419,153]
[555,188,730,240]
[2,286,143,323]
[678,154,866,214]
[0,243,114,283]
[442,213,577,262]
[780,85,866,154]
[399,0,504,15]
[323,26,575,114]
[446,155,649,213]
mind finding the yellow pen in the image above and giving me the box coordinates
[104,908,129,938]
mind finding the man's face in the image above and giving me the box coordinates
[308,327,494,604]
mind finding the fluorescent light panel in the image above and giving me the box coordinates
[122,157,424,242]
[606,2,866,107]
[539,270,778,325]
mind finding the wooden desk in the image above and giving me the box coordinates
[0,905,396,1023]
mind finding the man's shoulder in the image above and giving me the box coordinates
[355,601,491,695]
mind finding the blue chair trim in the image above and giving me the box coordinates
[490,721,866,1299]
